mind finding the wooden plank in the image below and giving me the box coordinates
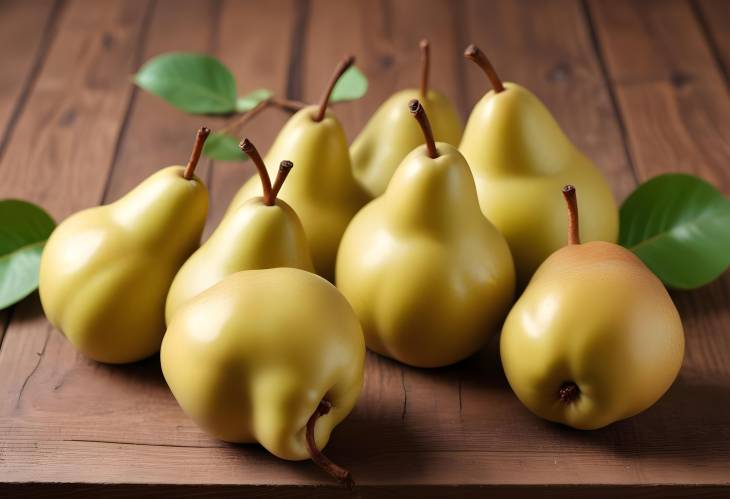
[206,0,302,233]
[590,0,730,189]
[586,0,730,486]
[695,0,730,82]
[0,0,59,154]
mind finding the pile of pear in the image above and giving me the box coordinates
[37,42,686,485]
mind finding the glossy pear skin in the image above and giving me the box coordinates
[165,197,314,322]
[39,166,208,363]
[351,89,462,197]
[227,106,370,281]
[161,268,365,460]
[336,143,515,368]
[500,242,684,429]
[459,83,618,286]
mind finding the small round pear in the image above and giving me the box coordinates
[500,185,685,429]
[350,39,462,198]
[162,267,364,487]
[337,100,515,368]
[165,138,314,322]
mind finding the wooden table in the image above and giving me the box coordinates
[1,0,729,497]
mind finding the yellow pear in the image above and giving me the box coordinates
[226,56,370,281]
[165,138,314,322]
[336,100,515,368]
[500,185,684,429]
[161,267,364,486]
[350,40,462,197]
[459,44,618,286]
[39,128,210,363]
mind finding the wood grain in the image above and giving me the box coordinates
[695,0,730,82]
[0,0,729,496]
[0,0,59,155]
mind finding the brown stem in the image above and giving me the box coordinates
[306,400,354,489]
[314,55,356,122]
[419,39,430,98]
[562,185,580,245]
[239,138,273,205]
[183,127,211,179]
[220,99,271,135]
[558,382,580,404]
[408,99,438,159]
[269,97,308,112]
[270,160,293,202]
[464,44,505,93]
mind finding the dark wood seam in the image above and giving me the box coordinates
[580,0,640,187]
[99,0,157,204]
[451,0,470,116]
[286,0,310,101]
[689,0,730,88]
[0,0,65,162]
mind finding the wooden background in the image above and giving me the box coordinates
[1,0,729,497]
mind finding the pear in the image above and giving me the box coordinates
[459,44,618,287]
[165,138,314,322]
[226,56,370,281]
[39,128,210,363]
[350,39,462,197]
[500,185,684,430]
[336,100,515,368]
[162,267,364,486]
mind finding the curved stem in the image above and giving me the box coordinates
[419,39,430,98]
[239,138,273,205]
[562,185,580,245]
[220,100,271,135]
[464,44,505,93]
[269,96,308,112]
[183,127,210,179]
[408,99,438,159]
[305,400,354,489]
[270,160,293,202]
[314,55,355,122]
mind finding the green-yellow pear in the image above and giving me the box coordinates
[336,100,515,368]
[226,56,370,281]
[500,185,684,430]
[350,39,462,197]
[459,44,618,286]
[39,128,210,363]
[165,138,314,322]
[161,267,364,486]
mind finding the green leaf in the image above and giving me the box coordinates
[620,173,730,289]
[134,53,237,114]
[203,132,247,161]
[0,200,56,309]
[330,66,368,103]
[236,88,273,113]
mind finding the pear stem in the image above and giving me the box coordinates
[419,39,430,98]
[239,138,273,206]
[183,127,211,179]
[408,99,439,159]
[270,96,308,112]
[464,44,505,93]
[314,55,356,123]
[562,185,580,245]
[306,400,354,489]
[220,100,271,135]
[271,160,293,202]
